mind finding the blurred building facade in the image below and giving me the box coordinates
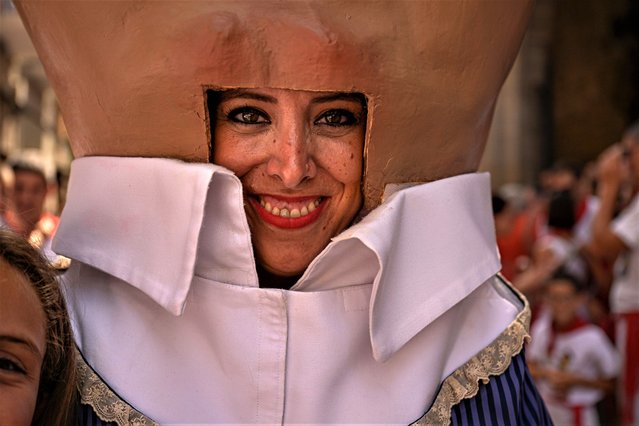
[1,0,72,214]
[483,0,639,189]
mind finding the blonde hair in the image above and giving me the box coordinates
[0,230,77,425]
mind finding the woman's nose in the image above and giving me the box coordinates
[266,121,317,188]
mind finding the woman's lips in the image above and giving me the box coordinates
[249,195,326,229]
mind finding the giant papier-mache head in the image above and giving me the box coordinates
[16,1,532,210]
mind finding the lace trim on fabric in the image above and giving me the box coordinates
[76,348,159,426]
[411,278,531,426]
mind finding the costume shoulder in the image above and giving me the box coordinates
[75,348,158,426]
[412,276,552,426]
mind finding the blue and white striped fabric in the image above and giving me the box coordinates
[450,350,553,425]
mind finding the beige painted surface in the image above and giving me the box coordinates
[15,1,532,208]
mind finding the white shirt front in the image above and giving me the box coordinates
[55,157,522,424]
[611,194,639,313]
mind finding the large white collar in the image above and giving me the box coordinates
[53,157,500,362]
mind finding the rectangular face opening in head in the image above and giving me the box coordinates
[205,87,368,286]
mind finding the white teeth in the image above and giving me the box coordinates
[258,197,322,218]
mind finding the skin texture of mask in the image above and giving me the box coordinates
[14,1,533,210]
[213,88,365,283]
[0,259,46,426]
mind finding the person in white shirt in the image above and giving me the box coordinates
[16,1,550,424]
[528,272,619,426]
[591,122,639,426]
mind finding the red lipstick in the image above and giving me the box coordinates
[249,196,326,229]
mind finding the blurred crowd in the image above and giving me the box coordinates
[494,122,639,426]
[0,153,63,263]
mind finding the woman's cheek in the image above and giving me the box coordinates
[0,385,38,426]
[316,145,362,183]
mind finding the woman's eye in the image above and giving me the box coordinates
[228,107,270,125]
[0,357,26,375]
[315,110,357,126]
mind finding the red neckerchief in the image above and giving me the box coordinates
[547,316,589,355]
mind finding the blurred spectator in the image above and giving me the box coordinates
[6,162,59,256]
[0,156,13,228]
[577,182,616,343]
[537,190,588,283]
[574,162,600,247]
[591,122,639,426]
[536,160,582,240]
[545,161,581,194]
[492,194,513,236]
[512,190,588,314]
[528,271,619,426]
[496,183,546,280]
[492,193,515,273]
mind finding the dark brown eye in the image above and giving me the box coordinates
[316,109,357,126]
[228,107,270,125]
[0,357,27,375]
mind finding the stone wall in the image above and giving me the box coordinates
[552,0,639,164]
[484,0,639,188]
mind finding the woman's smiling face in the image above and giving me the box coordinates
[0,259,46,426]
[213,88,365,280]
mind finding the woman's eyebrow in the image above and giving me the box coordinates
[0,334,42,358]
[219,89,277,104]
[311,93,365,105]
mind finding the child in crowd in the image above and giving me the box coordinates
[528,271,619,426]
[0,229,76,425]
